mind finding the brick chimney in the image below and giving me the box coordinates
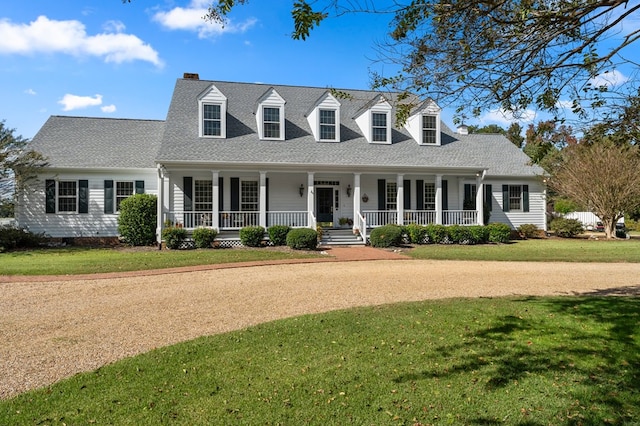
[183,73,200,80]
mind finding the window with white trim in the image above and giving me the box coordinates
[509,185,522,211]
[319,109,336,141]
[58,181,77,212]
[194,180,213,212]
[422,115,437,144]
[263,107,281,139]
[372,112,389,142]
[241,180,259,211]
[386,182,397,210]
[115,181,134,211]
[202,104,222,137]
[424,183,436,210]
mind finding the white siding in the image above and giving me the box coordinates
[490,180,546,230]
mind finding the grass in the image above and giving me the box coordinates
[408,237,640,263]
[1,297,638,425]
[0,247,321,276]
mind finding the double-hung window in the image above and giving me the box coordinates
[424,183,436,210]
[194,180,213,212]
[241,180,259,211]
[115,181,134,211]
[263,107,281,139]
[509,185,522,211]
[319,109,336,141]
[422,115,437,144]
[58,181,77,212]
[203,104,222,137]
[386,182,397,210]
[46,179,89,214]
[372,112,389,142]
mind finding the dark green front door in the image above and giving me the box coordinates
[316,187,333,223]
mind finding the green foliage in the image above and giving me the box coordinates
[162,226,187,249]
[405,223,428,244]
[267,225,290,246]
[117,194,157,246]
[191,227,217,248]
[291,0,327,40]
[369,224,404,248]
[486,223,512,243]
[1,120,48,194]
[425,224,448,244]
[0,226,44,252]
[285,227,318,250]
[239,226,265,247]
[517,223,541,239]
[550,217,584,238]
[0,198,14,217]
[553,198,580,214]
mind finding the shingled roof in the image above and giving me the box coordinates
[157,78,543,177]
[29,116,164,169]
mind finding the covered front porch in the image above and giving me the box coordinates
[156,167,489,244]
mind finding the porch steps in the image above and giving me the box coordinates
[320,228,365,246]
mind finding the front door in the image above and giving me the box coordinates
[316,187,334,223]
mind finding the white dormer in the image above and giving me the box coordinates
[405,99,442,145]
[306,91,341,142]
[198,84,227,138]
[354,95,393,144]
[255,88,286,140]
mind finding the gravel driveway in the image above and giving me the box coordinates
[2,253,640,399]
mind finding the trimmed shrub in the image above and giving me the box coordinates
[405,223,428,244]
[268,225,290,246]
[192,227,218,248]
[448,225,474,244]
[0,226,44,252]
[425,224,448,244]
[162,226,188,249]
[118,194,157,246]
[518,223,540,239]
[369,224,404,248]
[240,226,265,247]
[550,217,584,238]
[486,223,512,243]
[468,225,490,244]
[286,227,318,250]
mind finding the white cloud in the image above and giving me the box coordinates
[478,108,536,127]
[152,0,257,39]
[24,88,36,95]
[103,20,126,33]
[58,94,103,111]
[589,70,629,88]
[0,15,162,67]
[101,104,117,113]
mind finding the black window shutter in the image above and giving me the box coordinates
[464,183,472,207]
[45,179,56,213]
[184,177,193,211]
[231,177,240,211]
[218,177,224,211]
[104,180,114,214]
[502,185,510,212]
[442,180,448,210]
[377,179,386,210]
[78,180,89,214]
[523,184,529,212]
[485,184,493,211]
[403,180,411,210]
[266,178,270,227]
[416,180,424,210]
[135,180,145,194]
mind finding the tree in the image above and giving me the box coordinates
[162,0,640,119]
[0,120,47,204]
[523,120,578,172]
[548,139,640,239]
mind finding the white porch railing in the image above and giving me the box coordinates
[403,210,437,225]
[267,211,308,227]
[443,210,477,225]
[363,210,398,227]
[355,211,367,242]
[164,211,214,228]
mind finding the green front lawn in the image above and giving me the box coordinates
[407,237,640,263]
[2,297,638,424]
[0,247,321,276]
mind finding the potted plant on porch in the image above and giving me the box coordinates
[338,217,353,228]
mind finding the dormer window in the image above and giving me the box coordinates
[306,92,341,142]
[405,99,441,145]
[319,109,336,140]
[372,112,389,142]
[198,84,227,138]
[256,88,286,140]
[354,96,393,144]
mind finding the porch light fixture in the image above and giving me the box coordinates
[346,184,352,197]
[299,184,305,197]
[362,193,369,203]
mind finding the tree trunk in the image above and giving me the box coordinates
[601,216,618,239]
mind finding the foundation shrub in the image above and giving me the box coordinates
[518,223,540,239]
[240,226,265,247]
[405,223,428,244]
[486,223,512,243]
[268,225,290,246]
[162,226,187,249]
[0,226,44,252]
[369,224,404,248]
[468,225,490,244]
[117,194,157,246]
[425,224,448,244]
[192,227,218,248]
[447,225,475,244]
[550,217,584,238]
[286,228,318,250]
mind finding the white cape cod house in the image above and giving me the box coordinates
[17,74,546,245]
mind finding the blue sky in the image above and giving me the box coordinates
[1,1,637,139]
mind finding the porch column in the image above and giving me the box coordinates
[212,170,220,230]
[259,171,267,228]
[476,173,485,225]
[435,174,443,225]
[156,165,165,248]
[353,173,361,224]
[307,172,315,228]
[397,174,404,225]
